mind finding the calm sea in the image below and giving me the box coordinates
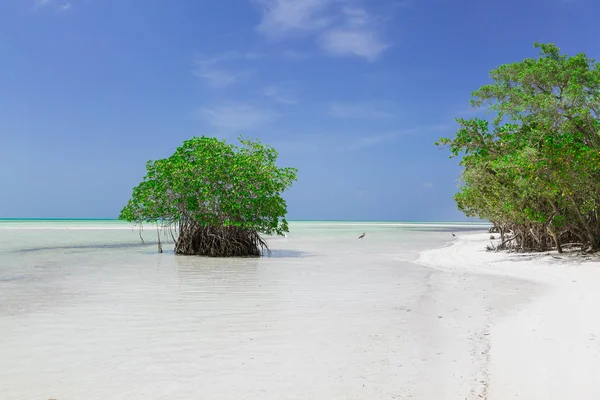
[0,220,495,399]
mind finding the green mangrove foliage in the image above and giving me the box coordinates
[436,42,600,252]
[119,136,298,257]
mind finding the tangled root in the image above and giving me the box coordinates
[174,224,269,257]
[489,222,587,253]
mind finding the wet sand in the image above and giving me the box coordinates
[0,223,558,399]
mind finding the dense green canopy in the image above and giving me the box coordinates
[436,42,600,252]
[119,136,297,256]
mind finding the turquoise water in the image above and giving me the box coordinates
[0,218,488,223]
[0,218,490,229]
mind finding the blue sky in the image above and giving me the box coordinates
[1,0,598,221]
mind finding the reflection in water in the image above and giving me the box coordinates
[264,249,308,258]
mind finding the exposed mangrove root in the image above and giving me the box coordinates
[156,224,163,254]
[487,221,592,253]
[173,223,269,257]
[138,226,145,244]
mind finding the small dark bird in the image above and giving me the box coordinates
[452,232,456,237]
[358,233,366,239]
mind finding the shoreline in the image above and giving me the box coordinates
[417,233,600,399]
[0,221,491,231]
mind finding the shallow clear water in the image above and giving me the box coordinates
[1,221,519,400]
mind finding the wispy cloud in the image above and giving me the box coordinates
[255,0,334,38]
[195,52,262,66]
[194,69,250,87]
[34,0,72,11]
[275,131,399,154]
[319,6,389,61]
[273,124,453,154]
[254,0,391,61]
[341,132,399,151]
[34,0,53,8]
[193,52,260,87]
[283,49,313,59]
[199,103,276,130]
[319,28,388,61]
[328,100,397,119]
[263,82,299,104]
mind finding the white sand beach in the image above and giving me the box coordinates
[418,233,600,399]
[1,223,599,399]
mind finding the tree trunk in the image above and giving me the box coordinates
[547,225,563,253]
[547,202,563,253]
[567,195,597,250]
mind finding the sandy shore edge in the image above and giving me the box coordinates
[417,233,600,399]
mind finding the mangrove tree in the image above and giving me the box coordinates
[119,136,298,257]
[436,42,600,252]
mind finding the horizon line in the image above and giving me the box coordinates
[0,218,489,224]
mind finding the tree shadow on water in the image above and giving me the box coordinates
[15,242,159,253]
[173,249,309,259]
[15,243,308,259]
[0,275,31,283]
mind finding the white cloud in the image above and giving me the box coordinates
[342,7,369,27]
[263,82,299,104]
[255,0,334,39]
[318,6,389,61]
[34,0,72,11]
[254,0,390,61]
[35,0,53,7]
[193,52,260,87]
[328,101,396,119]
[319,28,389,61]
[199,104,276,130]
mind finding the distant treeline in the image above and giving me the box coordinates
[437,42,600,253]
